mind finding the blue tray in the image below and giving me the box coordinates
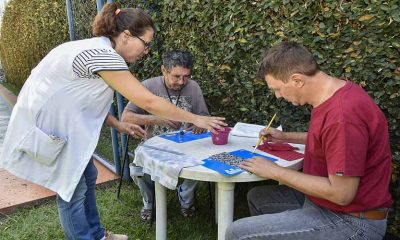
[202,149,277,176]
[159,131,211,143]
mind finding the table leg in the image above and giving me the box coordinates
[217,182,235,240]
[215,184,218,223]
[155,182,167,240]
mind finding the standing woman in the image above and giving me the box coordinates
[0,3,225,240]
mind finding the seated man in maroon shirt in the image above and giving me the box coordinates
[226,41,392,240]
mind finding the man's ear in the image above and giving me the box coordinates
[290,74,305,88]
[161,65,166,74]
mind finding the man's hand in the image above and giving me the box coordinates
[261,127,286,143]
[240,157,279,179]
[157,117,181,130]
[116,122,146,139]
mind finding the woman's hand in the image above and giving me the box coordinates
[191,125,207,134]
[116,122,147,139]
[193,115,227,134]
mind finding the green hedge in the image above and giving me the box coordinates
[136,0,400,235]
[0,0,69,88]
[0,0,399,236]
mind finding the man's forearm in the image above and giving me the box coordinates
[271,166,358,206]
[121,110,158,126]
[283,132,307,144]
[105,113,119,129]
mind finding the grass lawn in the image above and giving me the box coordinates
[0,178,271,240]
[95,124,118,163]
[95,122,144,165]
[1,82,20,96]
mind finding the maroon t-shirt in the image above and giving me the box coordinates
[304,81,393,212]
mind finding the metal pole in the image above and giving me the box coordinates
[116,93,130,180]
[105,0,130,180]
[65,0,75,41]
[117,135,130,198]
[110,103,121,175]
[96,0,103,12]
[97,0,123,176]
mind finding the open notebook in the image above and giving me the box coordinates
[255,143,304,161]
[231,122,282,138]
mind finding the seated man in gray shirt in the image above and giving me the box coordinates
[122,50,210,221]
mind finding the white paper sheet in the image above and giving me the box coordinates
[231,122,265,138]
[231,122,282,138]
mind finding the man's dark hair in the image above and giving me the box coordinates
[162,50,194,70]
[257,41,319,82]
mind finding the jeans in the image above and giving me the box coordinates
[226,185,387,240]
[133,173,197,209]
[57,159,105,240]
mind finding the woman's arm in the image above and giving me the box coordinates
[98,70,226,132]
[121,108,181,129]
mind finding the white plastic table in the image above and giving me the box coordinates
[139,133,304,240]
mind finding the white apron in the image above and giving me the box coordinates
[0,37,123,202]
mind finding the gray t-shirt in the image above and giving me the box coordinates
[125,76,210,137]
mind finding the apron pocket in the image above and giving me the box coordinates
[17,127,67,165]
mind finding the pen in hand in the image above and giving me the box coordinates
[252,113,277,154]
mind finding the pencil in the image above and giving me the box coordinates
[252,113,277,153]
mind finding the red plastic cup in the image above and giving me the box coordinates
[211,127,231,145]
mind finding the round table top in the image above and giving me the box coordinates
[149,132,304,183]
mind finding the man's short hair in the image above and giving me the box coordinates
[162,50,193,70]
[257,41,319,82]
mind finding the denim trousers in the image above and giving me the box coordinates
[226,185,387,240]
[57,159,105,240]
[133,173,197,209]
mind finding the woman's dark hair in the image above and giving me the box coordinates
[257,41,319,82]
[92,3,155,38]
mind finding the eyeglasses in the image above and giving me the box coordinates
[125,32,151,50]
[172,75,191,82]
[134,36,151,50]
[133,35,151,50]
[167,71,192,82]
